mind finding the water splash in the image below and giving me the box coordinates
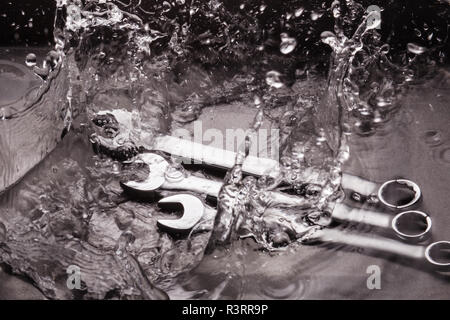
[0,0,448,300]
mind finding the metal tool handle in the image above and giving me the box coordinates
[332,203,391,229]
[332,204,433,243]
[165,175,313,209]
[154,135,281,177]
[307,228,425,260]
[341,173,379,196]
[162,175,222,198]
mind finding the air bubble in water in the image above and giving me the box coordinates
[25,53,37,67]
[280,33,297,54]
[407,43,427,55]
[265,71,284,89]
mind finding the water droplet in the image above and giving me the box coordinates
[254,95,262,106]
[379,44,390,54]
[109,5,123,22]
[67,4,81,21]
[280,33,297,55]
[351,192,362,202]
[294,8,304,17]
[373,110,383,123]
[317,129,327,142]
[165,166,184,182]
[162,1,171,13]
[265,71,284,89]
[367,194,379,205]
[112,162,121,174]
[435,147,450,165]
[320,31,339,50]
[310,11,323,21]
[407,43,427,55]
[25,53,37,67]
[332,7,341,18]
[422,130,442,146]
[376,97,392,108]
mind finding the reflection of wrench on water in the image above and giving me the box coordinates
[302,228,450,270]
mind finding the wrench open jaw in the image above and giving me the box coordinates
[120,152,310,208]
[120,153,169,195]
[157,194,205,233]
[120,152,223,198]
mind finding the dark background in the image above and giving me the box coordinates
[0,0,56,46]
[0,0,448,65]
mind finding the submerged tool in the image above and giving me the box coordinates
[303,228,450,270]
[156,193,218,233]
[341,175,422,209]
[91,111,281,177]
[120,152,312,208]
[332,204,432,243]
[122,153,430,242]
[335,175,429,242]
[155,193,450,270]
[157,194,205,232]
[153,135,281,177]
[141,134,424,210]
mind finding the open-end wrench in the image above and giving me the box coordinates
[157,194,207,232]
[154,193,450,270]
[120,153,313,208]
[122,152,430,241]
[92,110,280,177]
[153,135,281,177]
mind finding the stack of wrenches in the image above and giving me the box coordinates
[119,135,450,270]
